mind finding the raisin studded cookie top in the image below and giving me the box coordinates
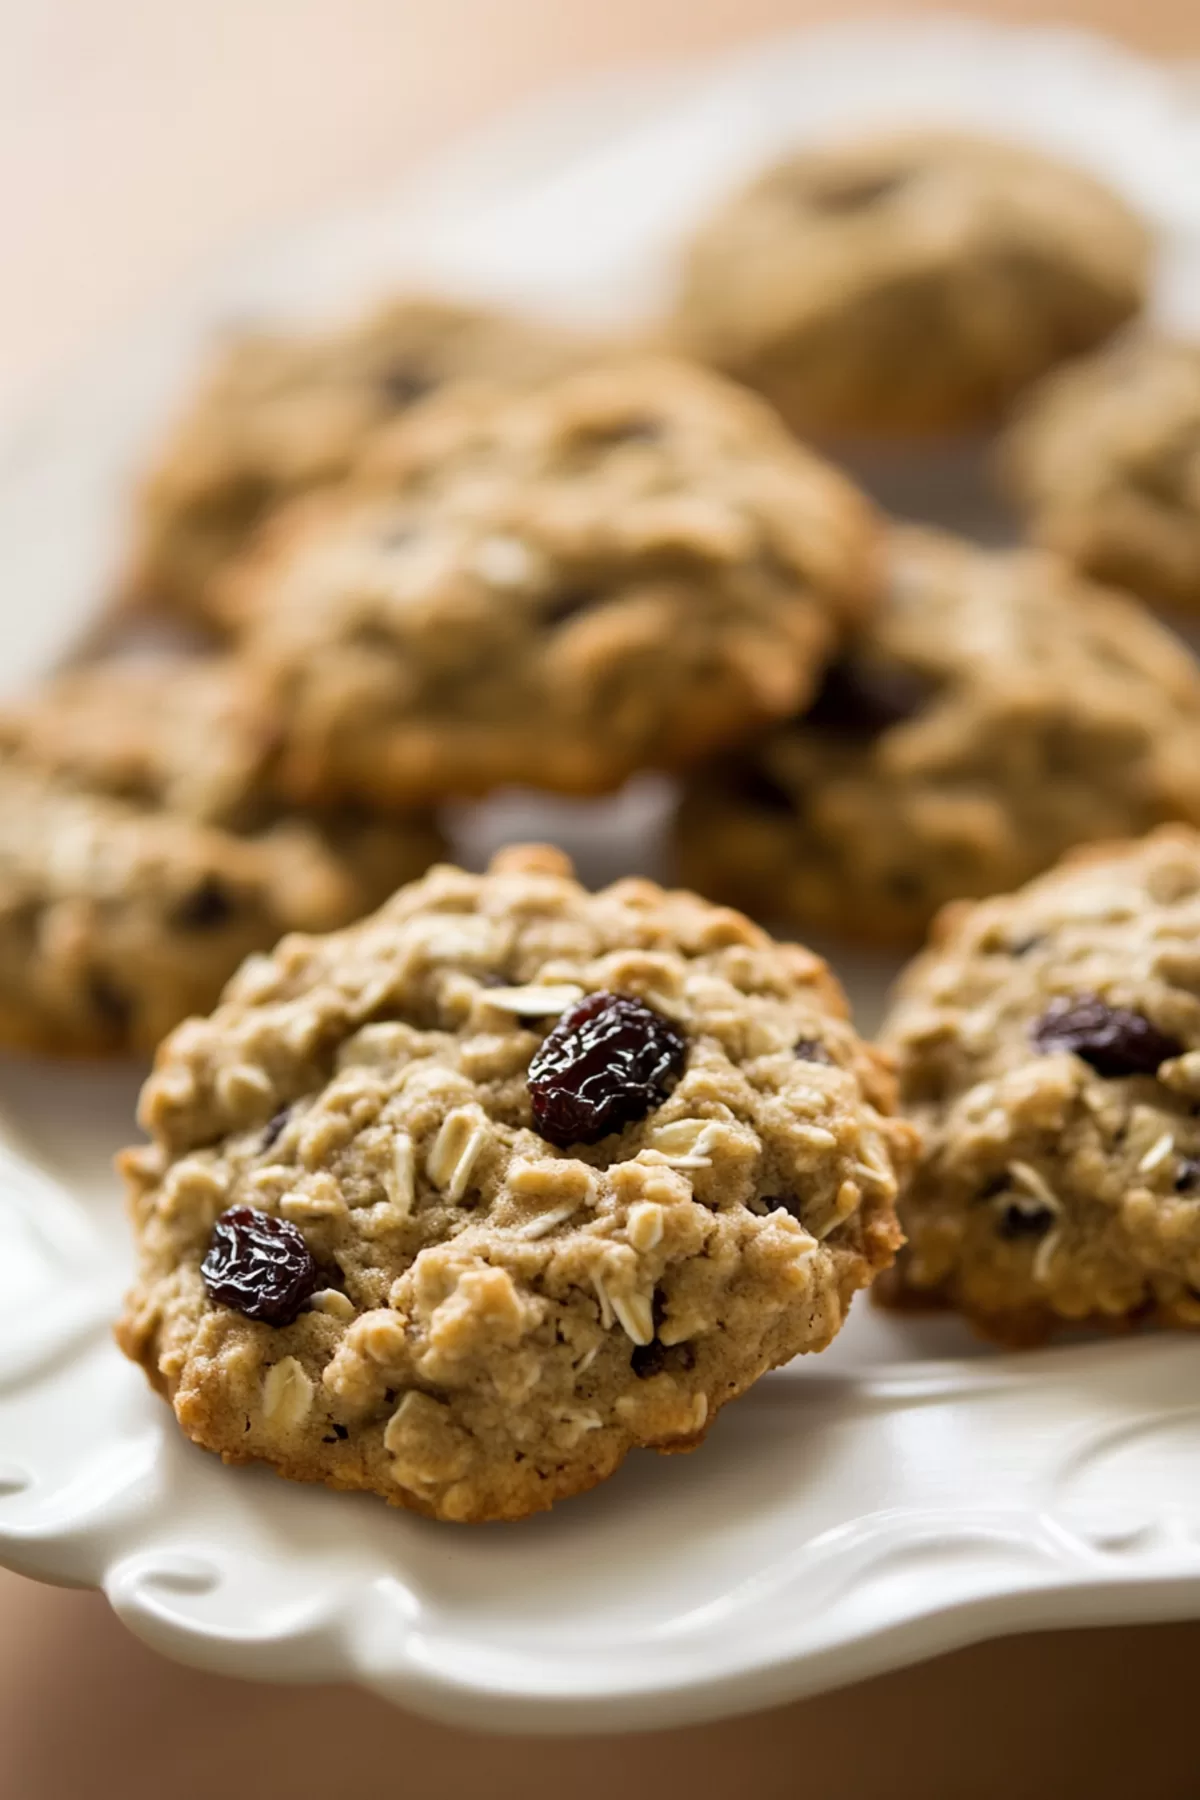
[675,527,1200,947]
[1002,336,1200,615]
[219,356,880,805]
[881,827,1200,1341]
[672,131,1149,436]
[117,846,913,1522]
[128,297,587,621]
[0,659,442,1055]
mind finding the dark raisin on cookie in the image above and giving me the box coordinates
[528,990,687,1147]
[87,971,132,1032]
[731,764,795,815]
[804,657,934,738]
[630,1339,668,1378]
[172,875,237,932]
[1175,1157,1200,1193]
[259,1106,292,1153]
[351,616,403,651]
[631,1338,697,1379]
[794,1037,832,1064]
[378,362,435,407]
[1031,994,1184,1078]
[574,416,664,453]
[994,1198,1056,1240]
[201,1206,321,1326]
[807,169,909,213]
[543,587,602,627]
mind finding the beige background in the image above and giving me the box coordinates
[3,2,1200,1796]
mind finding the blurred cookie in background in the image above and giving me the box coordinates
[0,765,333,1056]
[127,296,592,624]
[880,826,1200,1342]
[672,131,1149,436]
[1002,335,1200,615]
[0,658,444,1055]
[220,355,882,806]
[674,526,1200,946]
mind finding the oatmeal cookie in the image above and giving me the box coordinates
[0,763,337,1055]
[0,655,443,899]
[116,845,913,1521]
[672,131,1149,436]
[0,655,283,826]
[0,660,443,1056]
[128,297,587,621]
[1002,335,1200,615]
[675,528,1200,946]
[881,826,1200,1341]
[220,356,880,805]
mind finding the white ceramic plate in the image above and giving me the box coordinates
[4,16,1200,1737]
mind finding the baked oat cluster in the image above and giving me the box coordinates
[675,527,1200,945]
[117,847,914,1521]
[1002,335,1200,615]
[672,130,1149,435]
[129,297,590,622]
[218,355,880,803]
[881,828,1200,1341]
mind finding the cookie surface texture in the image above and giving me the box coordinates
[117,846,913,1521]
[1002,335,1200,614]
[675,528,1200,945]
[129,297,587,619]
[220,356,880,804]
[674,131,1149,434]
[881,827,1200,1340]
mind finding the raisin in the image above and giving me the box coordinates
[732,764,795,815]
[173,875,236,932]
[808,170,908,212]
[1176,1157,1200,1193]
[995,1198,1055,1240]
[87,971,131,1032]
[805,657,933,739]
[543,587,602,627]
[631,1338,696,1379]
[528,991,687,1147]
[201,1206,321,1326]
[794,1037,832,1064]
[379,362,435,406]
[1031,995,1183,1078]
[351,616,400,649]
[630,1339,668,1378]
[574,416,663,452]
[883,869,924,903]
[259,1106,291,1152]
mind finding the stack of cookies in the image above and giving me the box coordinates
[10,123,1200,1521]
